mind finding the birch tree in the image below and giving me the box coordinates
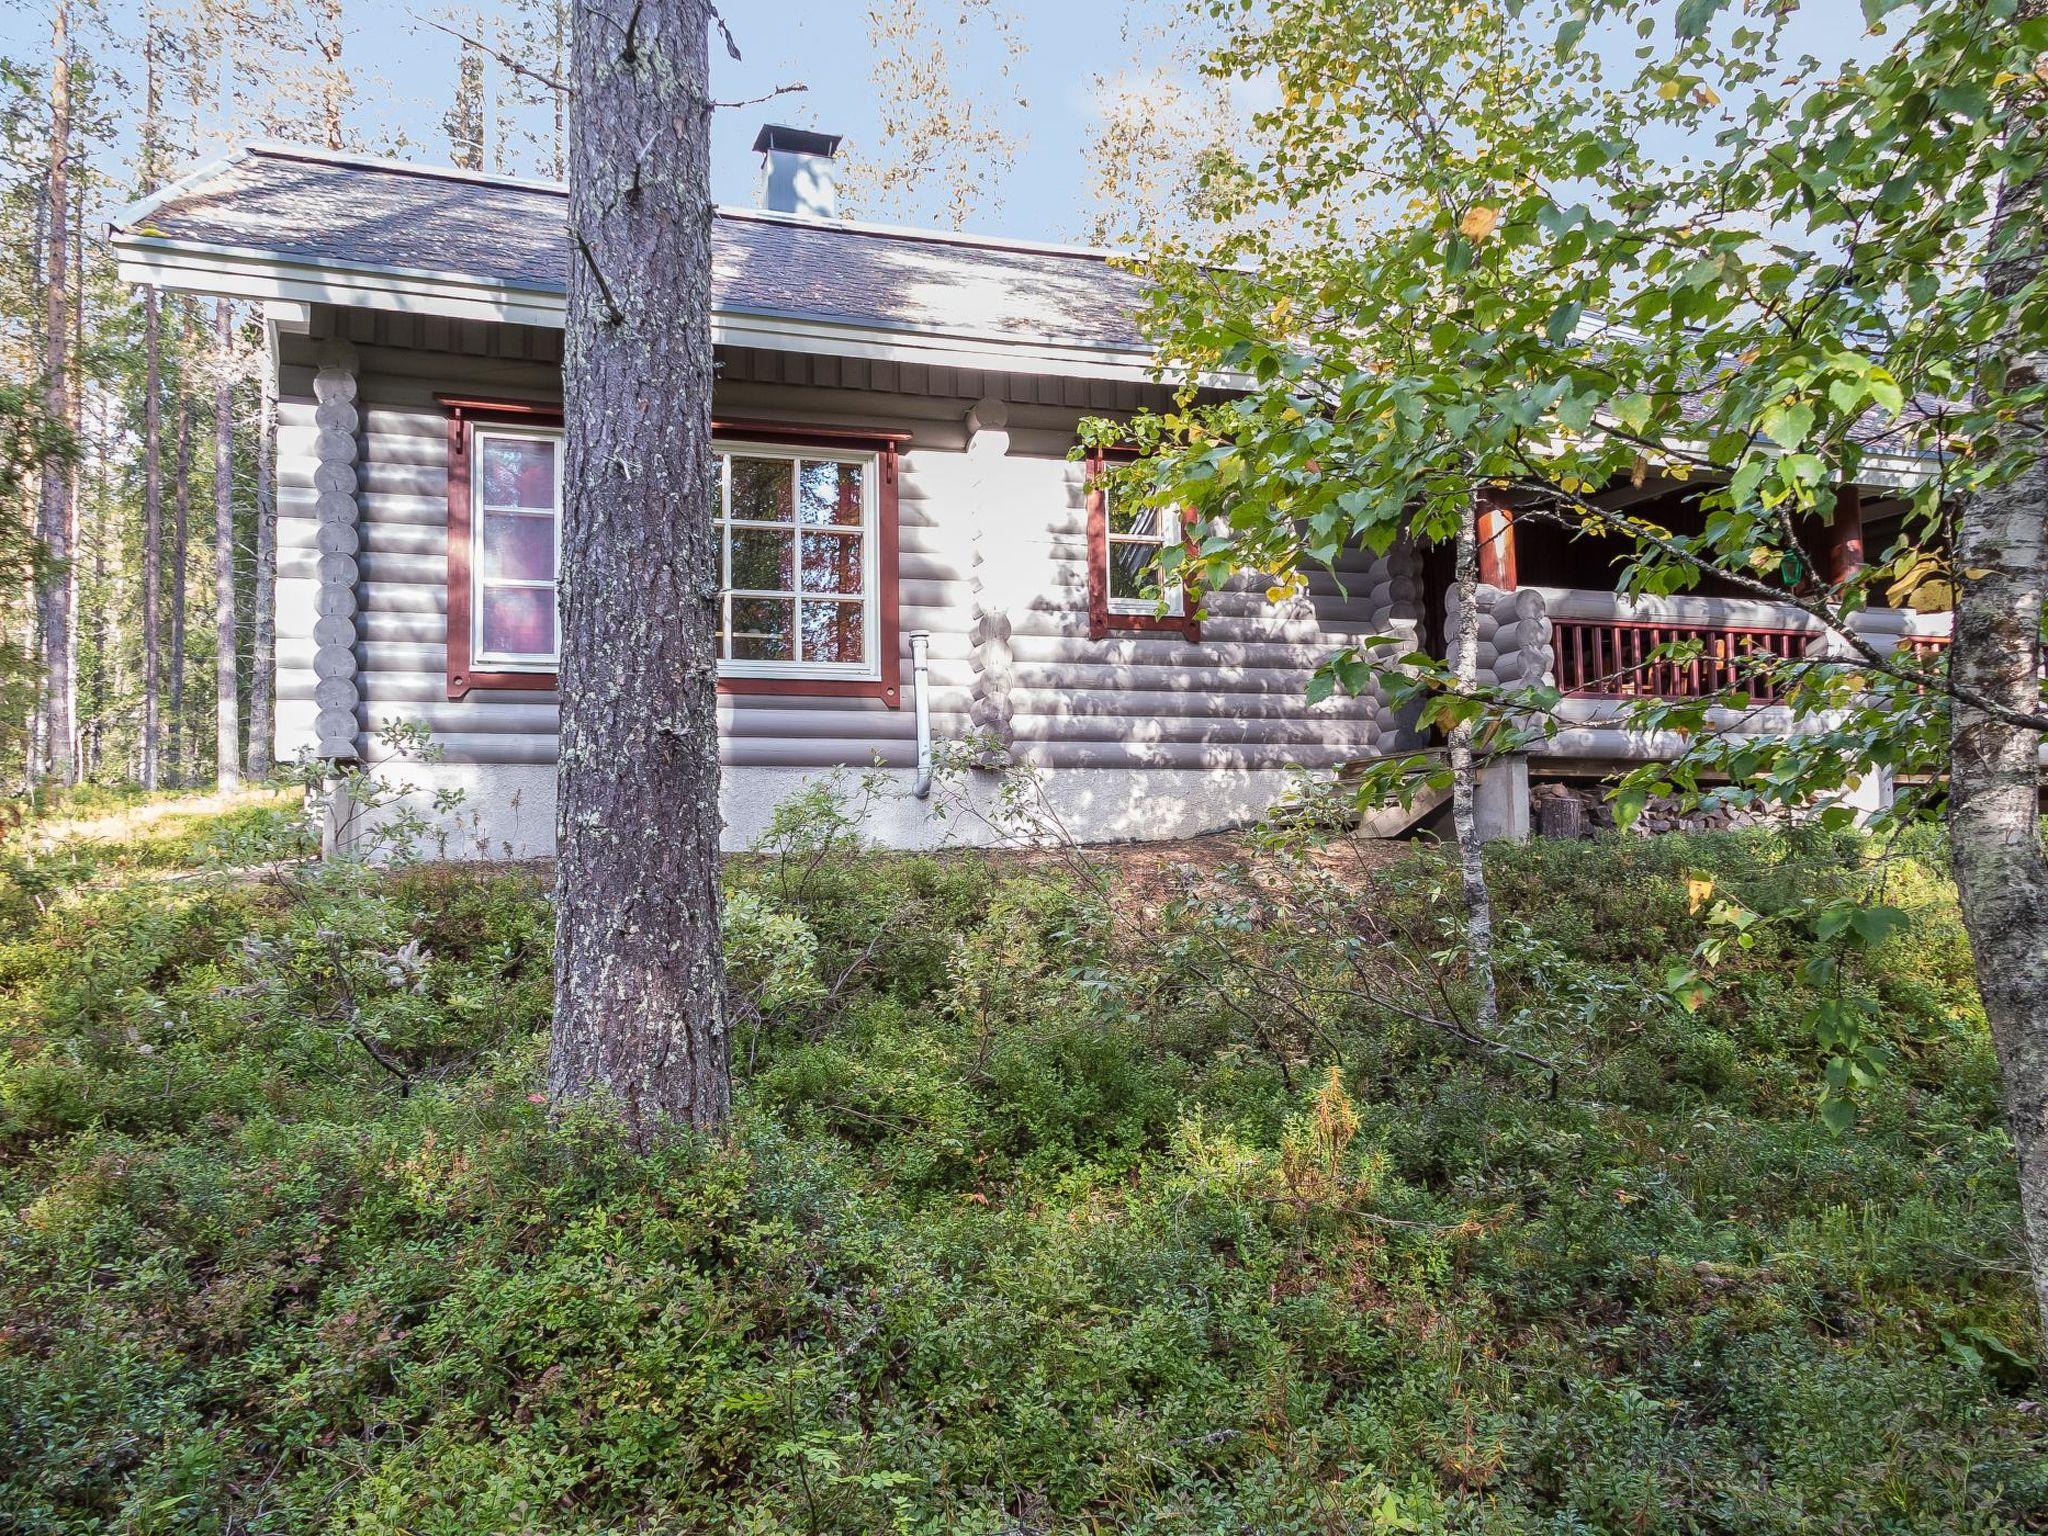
[838,0,1028,229]
[548,0,729,1140]
[1110,0,2048,1345]
[167,393,191,785]
[35,0,74,786]
[139,16,164,791]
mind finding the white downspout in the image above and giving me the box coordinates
[910,630,934,798]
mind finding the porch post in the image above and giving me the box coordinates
[1476,489,1517,589]
[1827,484,1864,585]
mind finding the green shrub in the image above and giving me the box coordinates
[0,796,2038,1533]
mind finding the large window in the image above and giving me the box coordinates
[1085,451,1201,642]
[442,402,903,704]
[471,429,562,668]
[718,444,879,677]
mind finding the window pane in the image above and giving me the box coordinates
[1109,540,1156,603]
[479,584,555,657]
[800,530,863,594]
[481,512,555,582]
[731,596,795,661]
[729,527,793,592]
[801,600,865,664]
[481,437,556,509]
[798,460,863,526]
[730,456,794,522]
[1108,493,1166,539]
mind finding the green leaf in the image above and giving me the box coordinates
[1612,783,1648,831]
[1847,904,1909,948]
[1760,400,1815,450]
[1546,300,1585,345]
[1675,0,1727,39]
[1612,394,1653,434]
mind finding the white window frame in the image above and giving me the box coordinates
[464,433,883,683]
[1101,477,1185,619]
[470,425,564,672]
[716,440,883,683]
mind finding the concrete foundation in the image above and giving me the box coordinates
[1474,753,1531,843]
[335,759,1311,860]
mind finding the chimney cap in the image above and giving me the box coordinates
[752,124,842,158]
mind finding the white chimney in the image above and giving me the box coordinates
[754,124,842,219]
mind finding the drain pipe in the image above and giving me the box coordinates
[910,630,934,799]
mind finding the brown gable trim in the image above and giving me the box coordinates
[441,398,901,706]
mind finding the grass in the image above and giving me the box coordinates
[0,791,2040,1534]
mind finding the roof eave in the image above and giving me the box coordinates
[109,231,1184,385]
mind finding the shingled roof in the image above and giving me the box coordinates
[112,143,1152,359]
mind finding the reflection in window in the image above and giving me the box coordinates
[1100,478,1183,617]
[718,447,876,675]
[474,432,560,663]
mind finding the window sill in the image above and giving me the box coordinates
[1088,611,1203,643]
[448,670,901,707]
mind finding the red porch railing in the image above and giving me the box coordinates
[1901,633,1952,665]
[1550,617,1815,702]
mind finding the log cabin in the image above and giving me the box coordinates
[109,134,1946,854]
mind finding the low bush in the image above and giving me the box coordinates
[0,800,2039,1533]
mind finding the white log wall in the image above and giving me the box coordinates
[273,308,1410,778]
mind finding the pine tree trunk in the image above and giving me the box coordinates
[1449,496,1500,1036]
[168,398,192,786]
[548,0,730,1142]
[248,337,275,779]
[212,299,241,790]
[36,0,75,787]
[142,287,164,790]
[1948,5,2048,1349]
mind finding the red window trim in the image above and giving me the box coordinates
[440,397,904,706]
[1084,448,1201,643]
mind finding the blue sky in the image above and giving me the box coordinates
[4,0,1895,244]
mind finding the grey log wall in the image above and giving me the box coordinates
[273,308,1417,778]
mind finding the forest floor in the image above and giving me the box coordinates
[2,789,2043,1533]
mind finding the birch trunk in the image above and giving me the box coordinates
[1450,496,1500,1036]
[142,289,163,790]
[36,0,74,786]
[1947,8,2048,1346]
[548,0,729,1141]
[212,300,241,791]
[248,337,275,779]
[168,398,192,786]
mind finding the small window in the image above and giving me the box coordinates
[1101,477,1185,618]
[472,428,562,668]
[1085,451,1201,642]
[717,444,880,679]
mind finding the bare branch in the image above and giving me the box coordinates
[417,16,567,97]
[574,230,625,326]
[709,83,807,111]
[706,2,743,60]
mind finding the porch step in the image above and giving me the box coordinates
[1333,759,1452,840]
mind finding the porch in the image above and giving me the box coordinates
[1385,476,1950,839]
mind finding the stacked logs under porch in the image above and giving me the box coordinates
[1530,780,1794,839]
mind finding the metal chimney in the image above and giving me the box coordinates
[753,124,842,219]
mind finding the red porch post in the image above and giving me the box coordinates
[1476,489,1517,588]
[1828,484,1864,585]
